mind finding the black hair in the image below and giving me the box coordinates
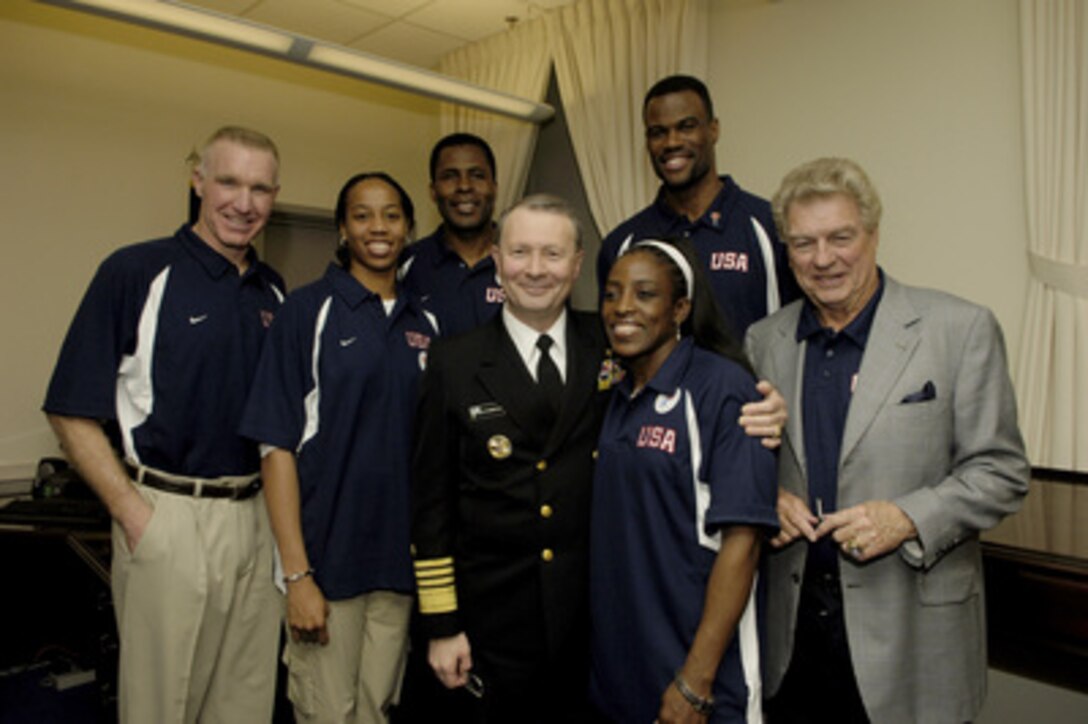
[334,172,415,268]
[627,238,753,375]
[643,75,715,122]
[428,132,497,183]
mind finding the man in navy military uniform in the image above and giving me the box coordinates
[399,133,504,336]
[598,75,800,337]
[410,194,604,722]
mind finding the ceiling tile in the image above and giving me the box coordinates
[243,0,393,46]
[336,0,433,17]
[405,0,545,42]
[348,21,466,69]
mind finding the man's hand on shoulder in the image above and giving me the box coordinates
[739,380,786,449]
[428,632,473,689]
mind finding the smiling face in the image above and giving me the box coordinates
[602,250,691,385]
[191,139,279,262]
[785,193,881,331]
[340,177,410,278]
[492,207,583,332]
[644,90,719,193]
[430,144,497,235]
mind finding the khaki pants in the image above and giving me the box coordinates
[110,483,280,724]
[284,590,412,724]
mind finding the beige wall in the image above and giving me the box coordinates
[0,1,441,472]
[0,0,1032,472]
[709,0,1027,352]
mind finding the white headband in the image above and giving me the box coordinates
[618,236,695,300]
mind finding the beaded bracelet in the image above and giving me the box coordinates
[673,671,714,715]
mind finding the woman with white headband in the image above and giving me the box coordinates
[590,237,778,723]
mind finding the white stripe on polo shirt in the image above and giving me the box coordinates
[299,296,333,452]
[116,265,170,465]
[685,388,721,552]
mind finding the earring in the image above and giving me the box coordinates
[338,237,348,247]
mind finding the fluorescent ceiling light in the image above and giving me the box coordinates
[39,0,555,123]
[308,44,553,123]
[56,0,295,54]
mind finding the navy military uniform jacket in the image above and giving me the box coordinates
[411,310,609,662]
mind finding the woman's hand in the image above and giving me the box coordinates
[286,576,330,645]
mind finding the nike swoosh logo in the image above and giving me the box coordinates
[340,337,357,347]
[189,314,208,325]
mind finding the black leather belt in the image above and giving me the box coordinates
[124,463,261,501]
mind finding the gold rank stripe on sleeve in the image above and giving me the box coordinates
[414,557,458,614]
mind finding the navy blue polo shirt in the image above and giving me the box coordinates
[797,272,885,573]
[398,225,503,337]
[239,263,437,599]
[590,338,778,723]
[43,225,284,477]
[597,176,800,336]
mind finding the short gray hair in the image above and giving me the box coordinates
[198,125,280,177]
[772,157,882,236]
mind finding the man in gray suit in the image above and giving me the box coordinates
[745,157,1029,724]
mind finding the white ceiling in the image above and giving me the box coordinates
[185,0,572,69]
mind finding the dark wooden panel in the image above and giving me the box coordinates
[984,542,1088,693]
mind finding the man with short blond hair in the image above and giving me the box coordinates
[44,126,285,723]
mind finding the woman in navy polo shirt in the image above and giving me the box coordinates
[240,172,437,722]
[591,238,778,723]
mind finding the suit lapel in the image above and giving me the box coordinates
[476,316,541,437]
[840,278,922,465]
[765,306,808,476]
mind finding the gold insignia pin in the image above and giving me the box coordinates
[487,434,512,460]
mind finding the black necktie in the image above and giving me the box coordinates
[536,334,563,412]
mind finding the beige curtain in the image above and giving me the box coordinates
[988,1,1088,556]
[437,18,551,213]
[1015,0,1088,471]
[545,0,709,235]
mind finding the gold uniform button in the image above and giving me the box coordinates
[541,548,554,562]
[540,504,553,519]
[535,460,547,471]
[592,449,599,460]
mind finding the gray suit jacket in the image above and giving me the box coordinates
[745,276,1029,724]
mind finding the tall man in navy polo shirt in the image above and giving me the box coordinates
[399,133,505,336]
[598,75,800,337]
[43,126,285,724]
[745,158,1029,723]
